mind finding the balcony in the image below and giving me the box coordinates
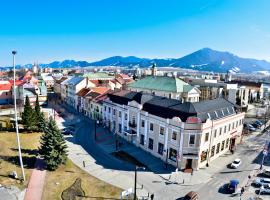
[129,122,137,128]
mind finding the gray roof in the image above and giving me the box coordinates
[67,76,85,86]
[108,91,236,122]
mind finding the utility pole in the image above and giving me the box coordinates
[12,50,25,182]
[134,166,145,200]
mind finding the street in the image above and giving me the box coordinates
[53,102,270,200]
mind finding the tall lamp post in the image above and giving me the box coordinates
[94,119,99,141]
[12,50,25,181]
[134,166,145,200]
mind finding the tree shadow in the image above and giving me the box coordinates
[10,148,38,156]
[0,155,37,169]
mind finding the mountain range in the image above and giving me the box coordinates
[1,48,270,73]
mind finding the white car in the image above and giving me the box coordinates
[260,184,270,194]
[254,178,270,187]
[231,158,241,169]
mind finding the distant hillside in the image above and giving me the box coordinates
[1,48,270,73]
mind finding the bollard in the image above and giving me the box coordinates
[83,161,86,168]
[183,179,185,184]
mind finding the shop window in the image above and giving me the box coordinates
[169,148,177,161]
[158,143,164,155]
[216,143,220,154]
[221,140,225,151]
[148,138,153,150]
[211,146,215,157]
[205,132,209,142]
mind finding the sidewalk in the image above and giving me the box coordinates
[24,159,46,200]
[66,138,150,198]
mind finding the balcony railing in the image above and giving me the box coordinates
[129,122,137,128]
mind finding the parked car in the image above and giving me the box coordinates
[251,123,261,129]
[245,124,256,131]
[261,169,270,178]
[260,184,270,194]
[62,129,74,135]
[255,120,263,126]
[231,158,241,169]
[228,179,239,193]
[254,178,270,187]
[183,191,198,200]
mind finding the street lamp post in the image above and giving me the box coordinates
[94,119,99,141]
[12,50,25,182]
[134,166,145,200]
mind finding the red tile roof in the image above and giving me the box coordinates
[76,88,91,97]
[91,87,110,94]
[0,83,12,91]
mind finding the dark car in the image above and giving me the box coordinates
[228,179,239,193]
[252,123,260,129]
[255,120,263,126]
[183,191,198,200]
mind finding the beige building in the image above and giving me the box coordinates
[103,91,244,170]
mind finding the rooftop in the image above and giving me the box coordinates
[108,90,237,122]
[67,76,85,86]
[127,76,195,93]
[83,72,114,80]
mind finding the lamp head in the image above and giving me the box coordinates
[12,50,17,55]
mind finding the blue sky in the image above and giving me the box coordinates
[0,0,270,65]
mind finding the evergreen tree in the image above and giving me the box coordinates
[22,95,35,131]
[39,117,68,171]
[38,112,48,133]
[34,95,41,118]
[34,95,43,131]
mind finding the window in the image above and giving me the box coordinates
[228,124,231,132]
[108,107,111,113]
[140,134,145,145]
[189,135,195,145]
[200,151,207,162]
[205,132,209,142]
[160,126,165,135]
[219,127,222,135]
[104,106,107,111]
[232,122,235,129]
[214,129,217,138]
[125,113,128,120]
[158,143,164,155]
[221,140,225,151]
[169,148,177,161]
[216,143,220,154]
[141,120,145,128]
[90,104,93,108]
[236,121,238,128]
[148,138,153,150]
[224,126,227,134]
[226,138,229,148]
[150,123,154,131]
[119,111,121,117]
[118,124,121,132]
[172,131,177,140]
[132,116,136,124]
[211,146,215,157]
[113,109,116,115]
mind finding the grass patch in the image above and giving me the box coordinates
[0,131,41,189]
[42,159,122,200]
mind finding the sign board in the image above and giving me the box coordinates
[186,117,202,124]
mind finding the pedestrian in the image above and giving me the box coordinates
[150,193,154,200]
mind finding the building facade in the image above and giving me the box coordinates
[102,91,245,170]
